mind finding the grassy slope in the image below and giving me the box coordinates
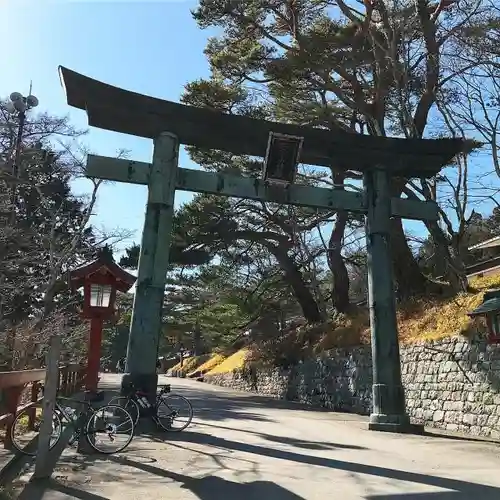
[169,355,210,375]
[202,274,500,374]
[188,354,226,376]
[206,349,250,375]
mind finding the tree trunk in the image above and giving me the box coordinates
[300,237,328,321]
[214,229,322,323]
[269,243,322,323]
[42,284,57,319]
[327,211,350,313]
[193,325,202,356]
[390,179,433,299]
[425,223,468,293]
[449,247,468,293]
[390,217,430,300]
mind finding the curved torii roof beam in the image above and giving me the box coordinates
[58,66,465,177]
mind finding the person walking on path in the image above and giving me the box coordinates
[116,357,125,373]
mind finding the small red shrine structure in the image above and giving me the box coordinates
[69,249,136,392]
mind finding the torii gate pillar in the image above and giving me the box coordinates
[364,169,409,431]
[121,132,178,397]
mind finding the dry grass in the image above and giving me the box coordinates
[396,274,499,343]
[189,353,226,377]
[169,356,193,373]
[176,354,211,375]
[315,313,369,351]
[207,349,250,375]
[320,274,500,348]
[397,294,482,343]
[204,275,500,374]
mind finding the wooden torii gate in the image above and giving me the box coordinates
[59,67,466,433]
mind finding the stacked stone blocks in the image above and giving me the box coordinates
[204,337,500,438]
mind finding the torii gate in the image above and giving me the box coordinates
[59,67,465,433]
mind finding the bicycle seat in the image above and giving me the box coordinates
[158,384,171,393]
[84,390,105,403]
[57,396,88,406]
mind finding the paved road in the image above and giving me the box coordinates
[15,373,500,499]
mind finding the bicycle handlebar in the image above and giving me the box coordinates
[126,382,171,393]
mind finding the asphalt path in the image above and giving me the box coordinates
[15,373,500,499]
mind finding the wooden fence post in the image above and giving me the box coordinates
[3,386,24,449]
[27,382,39,431]
[34,335,61,479]
[79,366,86,389]
[61,366,68,396]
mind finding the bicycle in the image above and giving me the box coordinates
[10,392,135,457]
[108,383,193,432]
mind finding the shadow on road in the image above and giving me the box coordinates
[172,382,500,449]
[17,454,304,500]
[193,421,367,451]
[102,374,368,426]
[168,382,368,425]
[112,455,305,499]
[19,478,108,500]
[14,377,500,499]
[168,386,276,423]
[162,430,500,499]
[367,493,481,499]
[15,426,500,500]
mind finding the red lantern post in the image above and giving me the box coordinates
[468,289,500,345]
[70,253,136,393]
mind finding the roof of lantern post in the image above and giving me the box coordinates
[58,67,470,178]
[468,290,500,317]
[69,252,137,293]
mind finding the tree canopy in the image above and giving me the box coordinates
[113,0,500,355]
[6,1,500,364]
[0,101,127,368]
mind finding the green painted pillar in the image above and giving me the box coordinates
[364,169,417,433]
[121,132,178,400]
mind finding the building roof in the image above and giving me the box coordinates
[468,289,500,316]
[468,297,500,316]
[468,236,500,251]
[465,256,500,278]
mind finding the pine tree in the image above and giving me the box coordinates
[185,0,498,299]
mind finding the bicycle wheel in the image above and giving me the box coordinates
[156,394,193,432]
[107,396,140,426]
[86,404,134,454]
[10,403,62,456]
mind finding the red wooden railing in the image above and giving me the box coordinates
[0,364,85,449]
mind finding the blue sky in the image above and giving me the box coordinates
[1,0,216,253]
[1,0,497,261]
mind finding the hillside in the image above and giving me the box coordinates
[319,274,495,349]
[176,274,498,377]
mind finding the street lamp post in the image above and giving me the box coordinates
[0,91,39,343]
[4,91,39,223]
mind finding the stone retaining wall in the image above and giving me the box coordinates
[203,337,500,438]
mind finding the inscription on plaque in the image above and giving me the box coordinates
[263,132,303,184]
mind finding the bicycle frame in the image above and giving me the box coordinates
[55,397,91,423]
[124,385,172,418]
[54,397,96,442]
[109,384,192,433]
